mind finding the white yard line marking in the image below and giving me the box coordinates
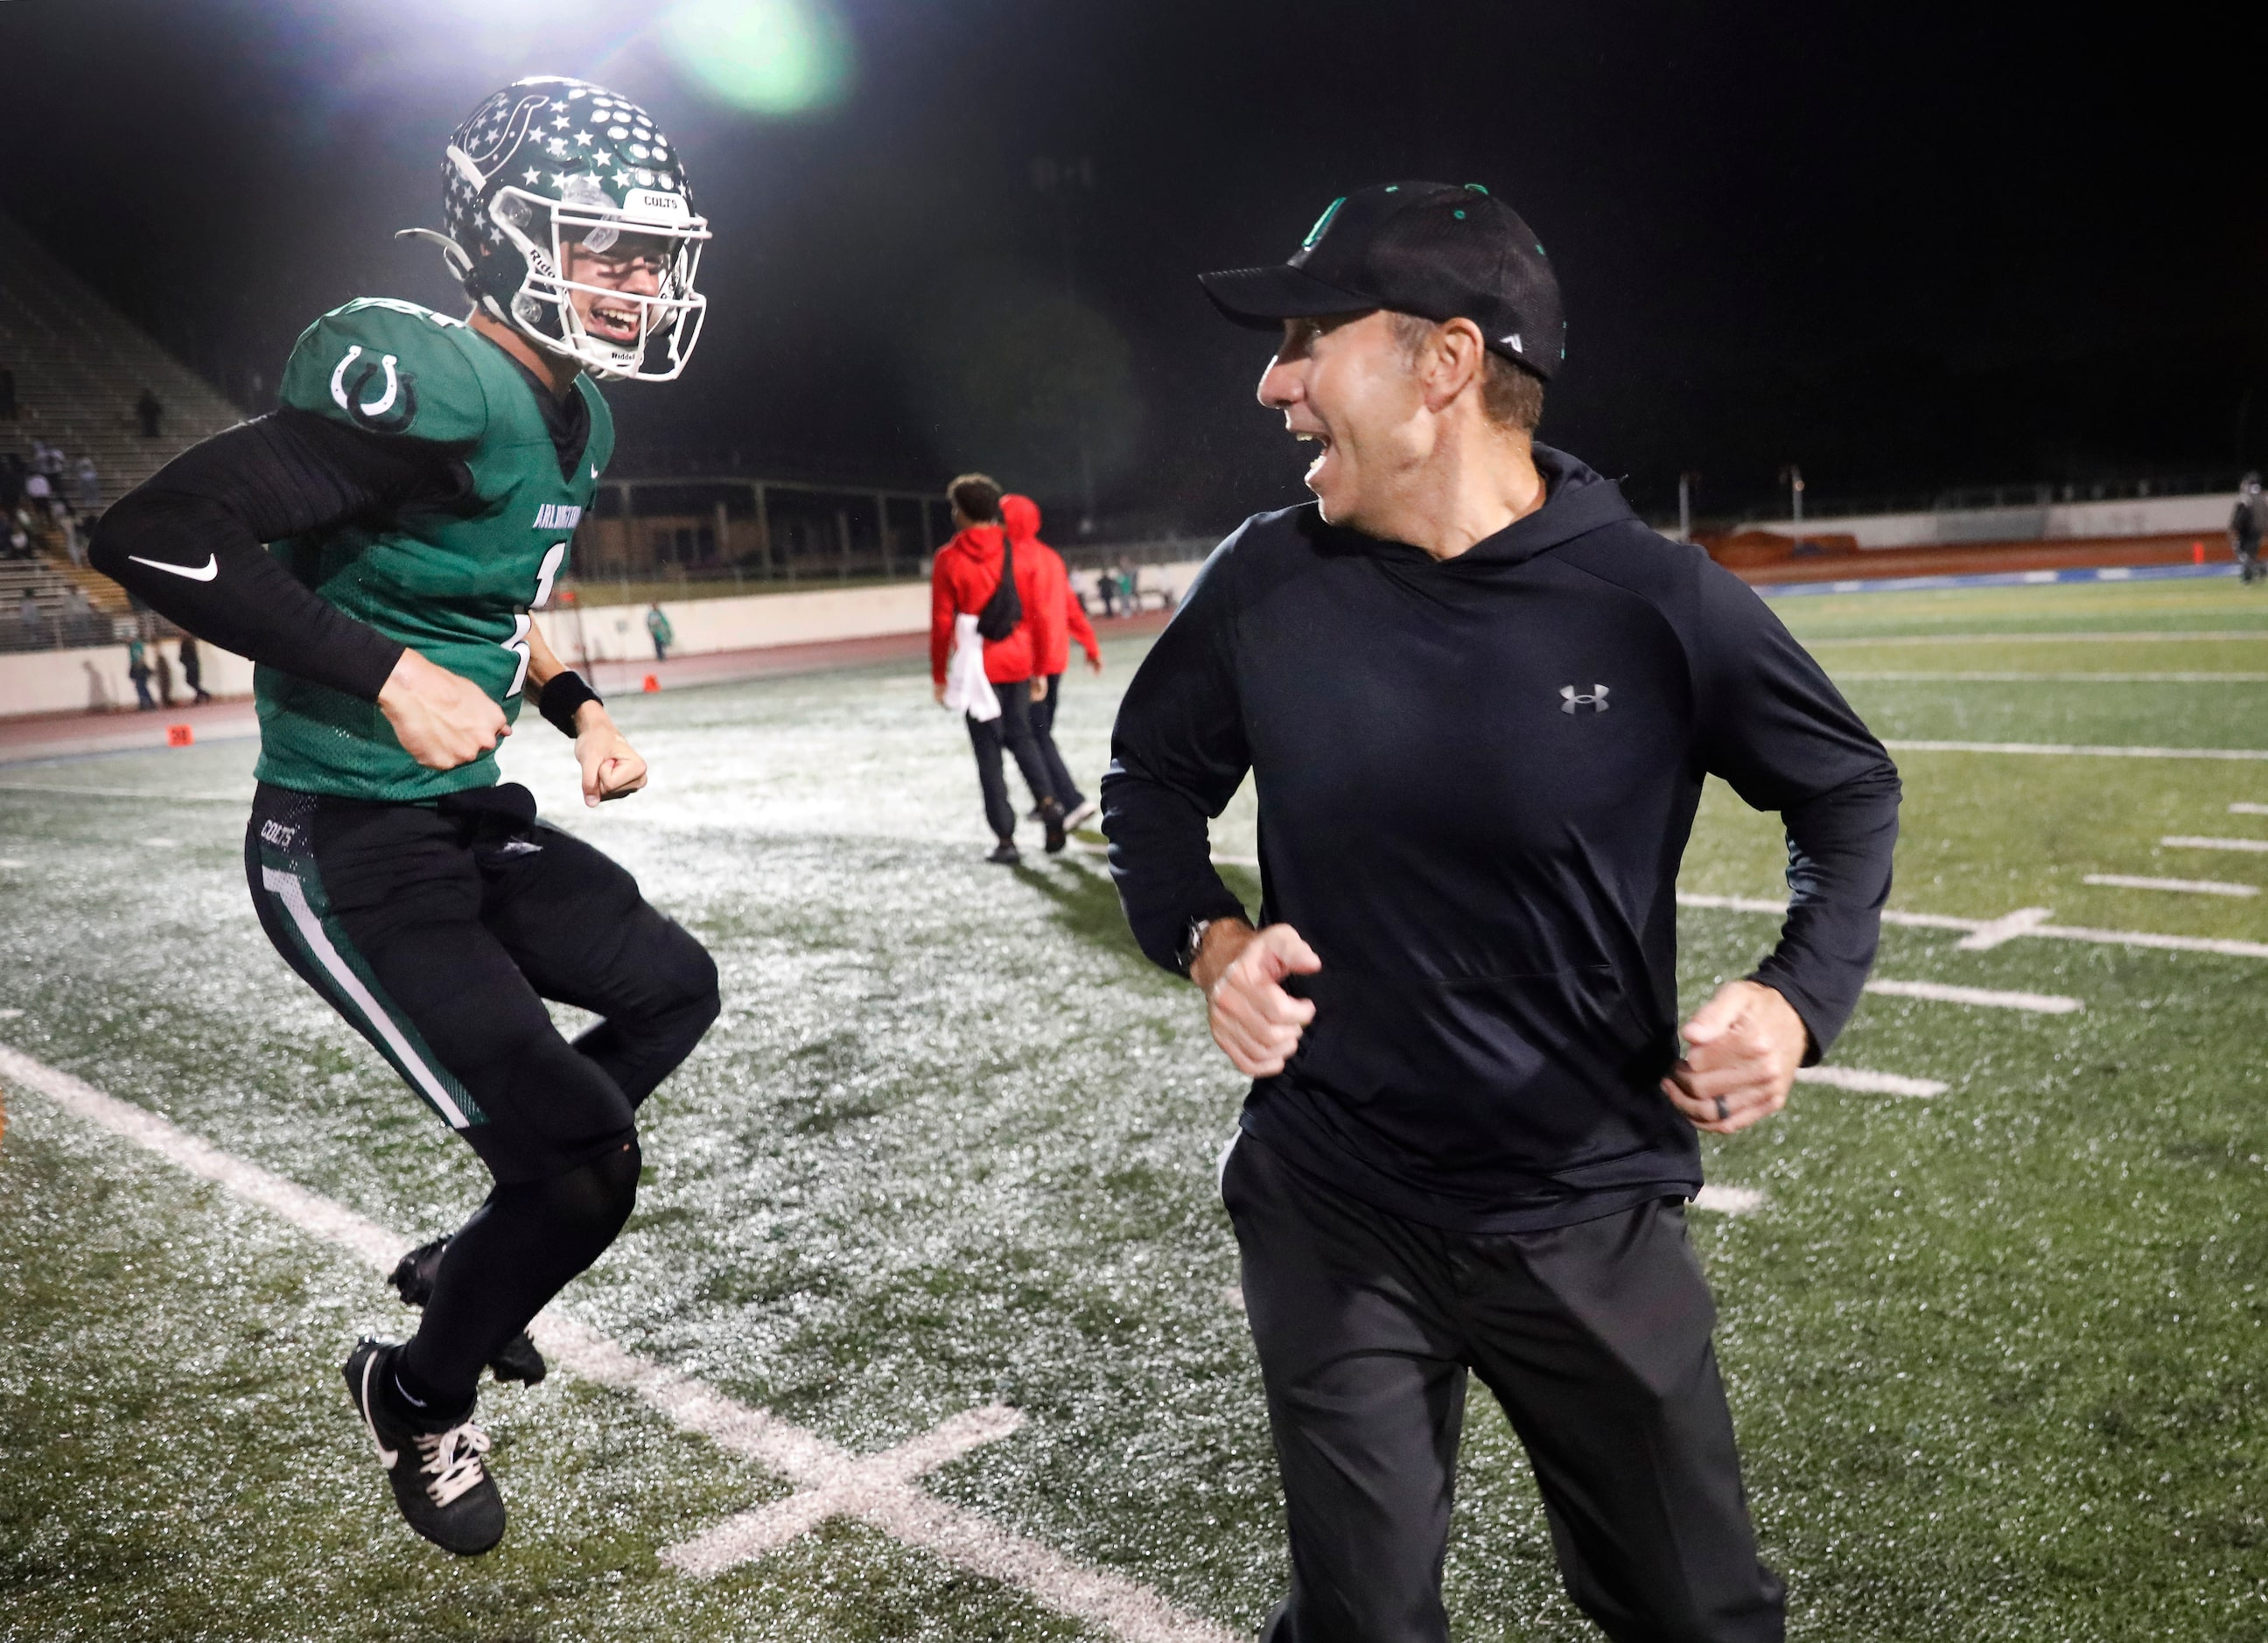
[2026,923,2268,960]
[1676,890,2268,961]
[0,860,23,870]
[0,1045,1234,1643]
[1804,631,2268,647]
[1956,906,2054,951]
[1886,740,2268,761]
[1693,1185,1765,1215]
[1864,978,2082,1013]
[0,1009,21,1022]
[2083,873,2259,898]
[2161,835,2268,854]
[1839,671,2268,682]
[1677,892,1982,933]
[1794,1066,1948,1098]
[2230,802,2268,816]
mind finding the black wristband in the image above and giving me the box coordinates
[537,669,603,738]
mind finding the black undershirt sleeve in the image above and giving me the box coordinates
[1102,543,1254,970]
[1688,562,1902,1061]
[89,409,469,703]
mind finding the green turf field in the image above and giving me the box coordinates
[2,577,2264,1641]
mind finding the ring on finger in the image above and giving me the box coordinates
[1713,1095,1729,1122]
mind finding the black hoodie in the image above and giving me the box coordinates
[1102,445,1900,1233]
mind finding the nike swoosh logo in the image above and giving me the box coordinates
[128,553,219,583]
[359,1355,398,1470]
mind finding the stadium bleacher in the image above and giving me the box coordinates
[0,209,249,653]
[0,209,243,511]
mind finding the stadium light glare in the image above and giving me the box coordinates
[658,0,856,115]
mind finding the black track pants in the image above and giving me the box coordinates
[1225,1130,1784,1643]
[1028,671,1084,812]
[965,682,1058,839]
[246,781,719,1185]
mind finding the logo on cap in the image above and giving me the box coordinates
[1302,197,1345,249]
[1502,333,1524,353]
[1560,684,1610,715]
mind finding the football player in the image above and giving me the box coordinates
[91,77,720,1556]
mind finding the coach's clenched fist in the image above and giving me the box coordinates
[1189,920,1322,1078]
[1661,979,1810,1135]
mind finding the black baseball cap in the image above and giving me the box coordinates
[1199,181,1564,378]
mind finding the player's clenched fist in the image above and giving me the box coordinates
[378,647,509,771]
[571,705,648,806]
[1192,921,1322,1078]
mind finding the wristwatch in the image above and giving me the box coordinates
[1176,915,1218,978]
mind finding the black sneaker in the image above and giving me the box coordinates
[342,1339,506,1556]
[388,1237,548,1386]
[1040,799,1068,856]
[985,840,1022,865]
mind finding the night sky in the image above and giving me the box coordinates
[2,0,2262,534]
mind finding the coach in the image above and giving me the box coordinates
[1102,182,1900,1642]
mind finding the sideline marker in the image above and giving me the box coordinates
[643,674,661,693]
[165,724,194,747]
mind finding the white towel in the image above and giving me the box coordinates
[942,612,1000,722]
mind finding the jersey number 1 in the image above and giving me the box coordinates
[500,542,570,700]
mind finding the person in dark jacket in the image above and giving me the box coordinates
[1103,182,1900,1643]
[2232,472,2265,585]
[178,633,213,703]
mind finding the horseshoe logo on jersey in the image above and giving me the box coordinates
[329,345,419,434]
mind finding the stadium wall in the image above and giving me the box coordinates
[1785,491,2230,549]
[0,564,1212,719]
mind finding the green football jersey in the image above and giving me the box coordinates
[254,297,615,802]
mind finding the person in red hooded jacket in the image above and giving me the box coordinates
[1002,493,1103,829]
[929,472,1065,863]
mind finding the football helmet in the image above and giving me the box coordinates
[402,76,710,382]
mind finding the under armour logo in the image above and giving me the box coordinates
[1560,683,1610,714]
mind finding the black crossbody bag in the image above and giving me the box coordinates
[974,529,1023,641]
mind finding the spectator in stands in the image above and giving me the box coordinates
[73,456,100,515]
[646,601,674,661]
[0,452,22,514]
[2233,472,2265,586]
[17,589,43,647]
[136,389,164,438]
[178,633,213,703]
[4,513,27,562]
[125,635,156,710]
[62,584,94,644]
[930,472,1066,863]
[0,367,16,421]
[24,467,50,515]
[1003,493,1102,829]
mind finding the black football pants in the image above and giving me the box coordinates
[247,780,719,1410]
[1027,671,1084,813]
[1224,1131,1784,1643]
[965,682,1058,839]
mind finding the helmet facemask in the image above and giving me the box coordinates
[480,172,709,382]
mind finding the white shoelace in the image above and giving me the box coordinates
[413,1422,493,1507]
